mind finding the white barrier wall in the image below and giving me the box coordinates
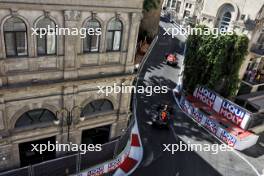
[74,119,143,176]
[179,95,259,150]
[193,86,252,130]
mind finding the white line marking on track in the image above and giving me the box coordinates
[231,148,261,176]
[171,104,261,176]
[170,124,261,176]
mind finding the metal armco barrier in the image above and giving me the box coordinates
[116,120,135,155]
[32,154,78,176]
[0,166,29,176]
[80,140,117,171]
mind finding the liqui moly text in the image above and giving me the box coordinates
[195,87,216,108]
[180,97,192,114]
[108,157,122,172]
[220,130,236,147]
[87,167,104,176]
[204,119,218,134]
[219,100,246,126]
[192,109,204,123]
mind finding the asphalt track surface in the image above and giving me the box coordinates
[131,18,262,176]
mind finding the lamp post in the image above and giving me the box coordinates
[55,106,83,142]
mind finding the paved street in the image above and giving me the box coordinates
[132,18,263,176]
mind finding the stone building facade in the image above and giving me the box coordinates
[163,0,264,94]
[163,0,202,23]
[0,0,143,171]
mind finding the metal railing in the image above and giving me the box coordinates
[0,166,29,176]
[0,117,135,176]
[251,43,264,55]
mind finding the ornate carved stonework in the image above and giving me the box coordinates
[115,12,121,20]
[0,61,6,76]
[10,8,18,17]
[91,11,97,19]
[132,12,143,21]
[44,11,50,18]
[64,10,81,21]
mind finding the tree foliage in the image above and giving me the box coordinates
[139,0,162,41]
[183,26,249,97]
[143,0,160,12]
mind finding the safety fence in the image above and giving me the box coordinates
[0,119,135,176]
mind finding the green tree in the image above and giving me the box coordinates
[139,0,163,41]
[183,26,249,97]
[143,0,160,11]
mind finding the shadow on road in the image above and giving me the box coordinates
[241,133,264,158]
[133,20,222,175]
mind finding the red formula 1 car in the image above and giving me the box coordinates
[165,53,178,66]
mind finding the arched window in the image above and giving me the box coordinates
[36,18,56,55]
[15,109,56,129]
[83,19,101,53]
[219,12,232,31]
[82,99,114,117]
[106,19,122,51]
[166,0,171,7]
[4,17,28,57]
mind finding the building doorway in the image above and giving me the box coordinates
[81,125,111,145]
[19,136,56,167]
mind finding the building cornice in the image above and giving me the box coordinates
[0,0,144,12]
[0,73,136,97]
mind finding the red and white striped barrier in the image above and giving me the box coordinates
[113,121,143,176]
[75,119,143,176]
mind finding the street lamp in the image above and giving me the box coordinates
[55,106,83,142]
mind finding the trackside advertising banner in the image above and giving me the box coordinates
[76,144,130,176]
[219,128,237,147]
[204,118,218,135]
[193,86,216,108]
[192,107,206,123]
[193,86,252,130]
[219,99,251,129]
[177,91,258,150]
[179,96,207,124]
[179,96,238,148]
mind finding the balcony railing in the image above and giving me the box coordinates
[250,43,264,56]
[243,76,264,85]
